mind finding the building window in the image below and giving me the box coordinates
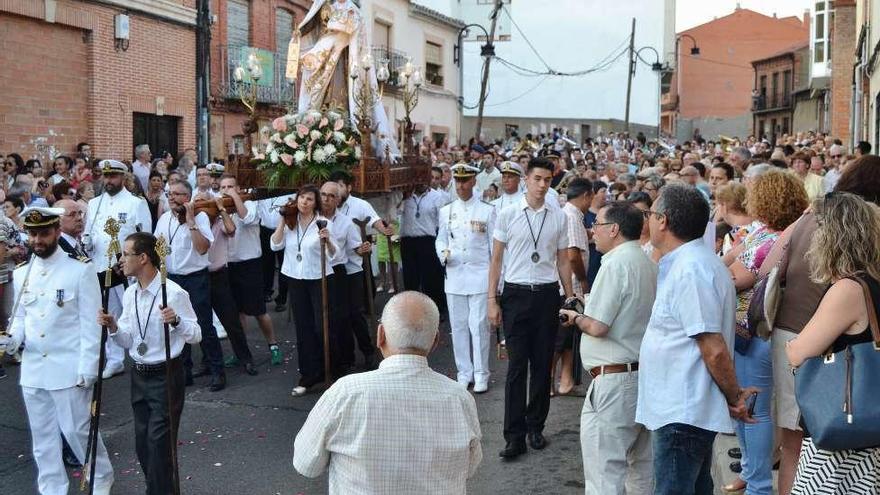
[813,1,835,65]
[227,0,250,48]
[783,117,790,134]
[276,9,294,69]
[373,20,391,49]
[231,135,245,155]
[425,41,443,87]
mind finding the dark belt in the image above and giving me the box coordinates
[588,362,639,378]
[504,282,559,292]
[133,357,180,375]
[169,268,208,279]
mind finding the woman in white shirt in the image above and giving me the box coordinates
[270,185,336,397]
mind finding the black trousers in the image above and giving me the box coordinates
[260,226,288,304]
[347,271,376,357]
[131,358,184,495]
[210,268,253,364]
[400,235,446,312]
[169,270,225,378]
[331,265,355,369]
[500,284,561,443]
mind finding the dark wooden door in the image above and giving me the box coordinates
[132,113,179,160]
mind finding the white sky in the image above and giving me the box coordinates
[676,0,812,31]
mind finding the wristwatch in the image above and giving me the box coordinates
[188,224,198,231]
[171,315,181,328]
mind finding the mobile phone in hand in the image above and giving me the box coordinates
[747,391,759,416]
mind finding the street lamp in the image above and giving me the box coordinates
[233,49,263,157]
[454,22,497,141]
[673,34,700,138]
[397,57,423,155]
[632,46,668,138]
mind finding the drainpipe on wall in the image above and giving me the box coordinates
[852,60,860,151]
[195,0,211,163]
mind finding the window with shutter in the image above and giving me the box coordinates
[276,8,294,81]
[425,41,443,87]
[227,0,250,48]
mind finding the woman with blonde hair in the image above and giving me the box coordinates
[786,192,880,494]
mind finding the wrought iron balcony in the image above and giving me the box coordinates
[217,45,294,106]
[752,93,792,112]
[371,45,410,90]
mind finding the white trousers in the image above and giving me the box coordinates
[580,371,652,495]
[22,386,114,495]
[446,293,490,385]
[104,285,125,370]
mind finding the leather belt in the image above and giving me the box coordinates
[504,282,559,292]
[133,357,180,375]
[588,362,639,378]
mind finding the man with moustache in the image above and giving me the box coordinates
[83,159,152,379]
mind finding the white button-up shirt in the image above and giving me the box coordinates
[436,195,495,296]
[132,159,151,193]
[293,354,482,495]
[636,239,737,434]
[110,273,200,364]
[9,249,101,390]
[562,202,590,295]
[84,188,152,262]
[228,200,262,262]
[399,189,446,238]
[153,211,214,275]
[327,211,364,274]
[339,195,382,233]
[493,196,568,285]
[270,215,336,280]
[476,167,502,192]
[492,190,523,213]
[257,194,295,230]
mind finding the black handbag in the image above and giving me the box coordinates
[794,278,880,451]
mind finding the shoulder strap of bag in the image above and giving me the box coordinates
[856,277,880,346]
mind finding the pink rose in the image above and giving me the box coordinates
[272,117,288,133]
[333,119,344,131]
[280,153,294,166]
[296,124,309,138]
[319,117,329,128]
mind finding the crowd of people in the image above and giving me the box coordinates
[0,127,879,494]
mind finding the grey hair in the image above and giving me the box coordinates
[617,173,636,188]
[644,174,665,190]
[731,146,752,160]
[743,163,772,179]
[178,156,194,171]
[615,163,629,173]
[135,144,150,157]
[654,183,710,242]
[380,291,439,353]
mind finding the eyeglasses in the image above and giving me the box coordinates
[591,221,616,228]
[646,210,665,219]
[320,192,337,198]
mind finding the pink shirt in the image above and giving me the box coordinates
[208,219,233,272]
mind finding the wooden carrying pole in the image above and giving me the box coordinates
[351,217,376,329]
[384,219,399,293]
[155,235,181,495]
[316,219,332,385]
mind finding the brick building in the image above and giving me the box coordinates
[829,0,856,143]
[0,0,197,163]
[751,42,808,141]
[208,0,309,160]
[663,7,809,141]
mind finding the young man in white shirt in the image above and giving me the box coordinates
[488,157,575,459]
[398,183,449,314]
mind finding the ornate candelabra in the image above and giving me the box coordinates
[397,58,423,155]
[233,50,264,156]
[350,53,390,160]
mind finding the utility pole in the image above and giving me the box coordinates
[474,0,503,143]
[624,17,636,134]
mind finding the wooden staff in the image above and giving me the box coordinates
[316,219,332,386]
[155,235,180,495]
[81,217,118,493]
[351,217,375,328]
[384,219,399,293]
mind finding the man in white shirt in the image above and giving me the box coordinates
[638,184,757,494]
[84,159,153,379]
[436,164,496,393]
[99,232,200,495]
[398,183,448,314]
[559,201,656,495]
[257,193,294,315]
[475,152,502,193]
[154,180,227,391]
[131,144,152,193]
[218,176,281,366]
[824,143,845,193]
[194,165,214,199]
[492,161,524,213]
[488,157,575,459]
[293,291,482,494]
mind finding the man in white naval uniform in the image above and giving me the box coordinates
[492,161,525,214]
[0,207,114,495]
[436,164,496,393]
[83,159,152,378]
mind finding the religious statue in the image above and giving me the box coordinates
[288,0,399,158]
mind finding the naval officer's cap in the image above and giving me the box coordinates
[20,206,64,229]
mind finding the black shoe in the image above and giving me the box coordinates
[244,362,258,376]
[185,373,194,387]
[208,374,227,392]
[527,431,547,450]
[0,367,6,380]
[62,446,81,468]
[728,447,742,459]
[264,293,274,303]
[192,367,211,378]
[498,441,527,459]
[730,461,742,474]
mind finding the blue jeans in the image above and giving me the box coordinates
[653,423,716,495]
[734,338,773,495]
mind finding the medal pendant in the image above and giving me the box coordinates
[531,252,540,263]
[415,212,421,218]
[137,342,148,356]
[296,253,303,262]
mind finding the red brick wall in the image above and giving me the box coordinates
[830,0,856,142]
[0,0,196,162]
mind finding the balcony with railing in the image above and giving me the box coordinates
[371,45,410,91]
[752,92,792,113]
[217,45,294,106]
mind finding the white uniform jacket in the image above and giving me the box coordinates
[84,188,152,263]
[436,196,496,296]
[9,248,102,390]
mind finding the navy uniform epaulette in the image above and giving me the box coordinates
[70,253,91,263]
[15,259,29,269]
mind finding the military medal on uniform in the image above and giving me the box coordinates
[524,209,548,264]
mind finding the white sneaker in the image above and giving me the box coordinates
[473,382,488,394]
[291,386,308,397]
[101,363,124,380]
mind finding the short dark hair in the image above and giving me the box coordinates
[857,141,872,155]
[328,170,354,185]
[126,232,161,267]
[171,180,193,196]
[655,184,710,242]
[565,178,593,200]
[592,180,608,194]
[431,166,443,175]
[601,201,644,241]
[76,142,89,152]
[712,163,735,180]
[526,157,554,175]
[626,191,652,207]
[835,154,880,205]
[5,195,24,212]
[54,155,73,169]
